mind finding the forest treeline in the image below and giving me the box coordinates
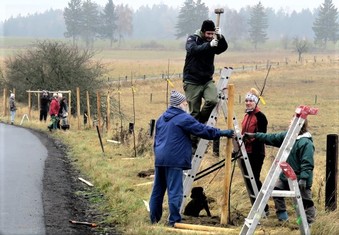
[0,0,337,49]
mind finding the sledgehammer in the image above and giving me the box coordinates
[214,8,224,28]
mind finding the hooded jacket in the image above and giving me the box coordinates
[9,97,16,111]
[183,30,228,85]
[254,131,315,187]
[154,106,221,170]
[49,98,60,116]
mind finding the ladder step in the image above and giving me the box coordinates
[271,190,296,197]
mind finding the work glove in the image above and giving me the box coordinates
[243,132,256,141]
[220,129,234,138]
[215,27,222,40]
[298,179,307,191]
[210,38,218,47]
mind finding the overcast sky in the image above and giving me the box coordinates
[1,0,338,22]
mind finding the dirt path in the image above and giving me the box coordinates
[32,129,118,235]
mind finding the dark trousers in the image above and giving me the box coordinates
[246,153,269,212]
[40,110,48,122]
[273,178,316,223]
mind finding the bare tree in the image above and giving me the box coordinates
[293,37,309,62]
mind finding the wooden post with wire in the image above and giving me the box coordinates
[86,91,91,128]
[3,88,8,116]
[37,90,40,112]
[28,90,31,118]
[97,91,101,130]
[68,91,72,121]
[220,84,234,225]
[106,91,110,131]
[76,87,81,130]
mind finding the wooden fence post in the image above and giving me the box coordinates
[97,91,101,128]
[325,134,338,211]
[86,91,91,128]
[220,84,234,225]
[76,87,81,130]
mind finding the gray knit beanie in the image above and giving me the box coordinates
[170,90,186,106]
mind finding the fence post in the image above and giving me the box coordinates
[149,119,155,137]
[213,139,220,157]
[325,134,338,211]
[76,87,81,130]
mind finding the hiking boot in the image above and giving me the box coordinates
[277,211,288,221]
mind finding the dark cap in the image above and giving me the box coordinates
[201,20,215,32]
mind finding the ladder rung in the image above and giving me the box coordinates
[271,190,296,197]
[249,194,256,198]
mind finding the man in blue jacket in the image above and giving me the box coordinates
[149,90,234,226]
[150,91,234,226]
[244,119,316,224]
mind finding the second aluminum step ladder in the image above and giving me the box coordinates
[240,105,318,235]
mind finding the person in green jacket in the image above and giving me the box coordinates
[244,119,316,224]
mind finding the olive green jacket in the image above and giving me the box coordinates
[254,131,315,187]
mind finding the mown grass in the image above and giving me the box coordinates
[0,49,338,234]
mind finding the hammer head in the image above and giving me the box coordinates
[214,8,224,14]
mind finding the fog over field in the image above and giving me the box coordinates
[1,0,337,21]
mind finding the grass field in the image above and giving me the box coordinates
[0,46,339,234]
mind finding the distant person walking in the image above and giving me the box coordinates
[9,93,17,125]
[40,90,50,122]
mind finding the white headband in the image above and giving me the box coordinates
[245,93,259,103]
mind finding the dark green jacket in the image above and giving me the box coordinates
[254,131,315,187]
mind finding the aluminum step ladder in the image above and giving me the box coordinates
[240,105,318,235]
[180,67,258,215]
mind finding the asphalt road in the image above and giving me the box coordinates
[0,123,47,235]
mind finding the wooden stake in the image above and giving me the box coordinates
[106,91,110,131]
[97,91,101,128]
[78,177,93,187]
[220,84,234,225]
[86,91,91,128]
[76,87,81,130]
[174,223,237,233]
[28,90,31,118]
[3,88,7,116]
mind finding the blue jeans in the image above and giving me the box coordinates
[149,166,183,226]
[10,110,16,123]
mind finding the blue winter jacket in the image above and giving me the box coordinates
[154,106,222,170]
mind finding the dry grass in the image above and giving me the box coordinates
[1,50,338,235]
